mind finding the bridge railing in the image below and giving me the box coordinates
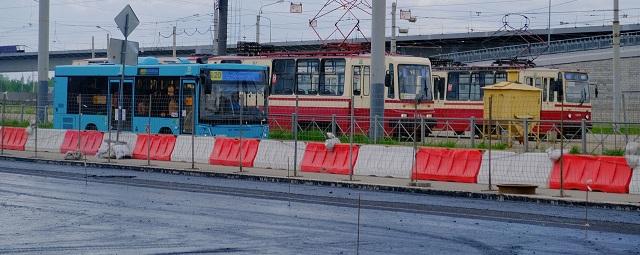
[433,31,640,63]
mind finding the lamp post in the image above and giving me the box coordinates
[96,26,111,50]
[256,0,284,43]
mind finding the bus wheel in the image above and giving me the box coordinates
[85,123,97,130]
[159,127,173,134]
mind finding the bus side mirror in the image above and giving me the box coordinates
[384,71,391,87]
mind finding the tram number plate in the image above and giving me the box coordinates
[210,71,223,81]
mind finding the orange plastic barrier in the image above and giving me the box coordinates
[60,130,103,155]
[549,154,632,193]
[411,147,482,183]
[0,127,28,151]
[132,134,176,161]
[209,137,260,167]
[300,143,359,175]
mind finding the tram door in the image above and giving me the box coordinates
[109,79,133,131]
[180,79,196,134]
[351,65,371,109]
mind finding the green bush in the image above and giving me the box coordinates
[0,119,30,127]
[569,146,581,154]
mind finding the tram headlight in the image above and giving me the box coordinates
[585,114,590,120]
[426,114,433,118]
[567,113,573,119]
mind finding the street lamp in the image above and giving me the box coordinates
[257,0,285,43]
[261,16,273,43]
[96,25,111,50]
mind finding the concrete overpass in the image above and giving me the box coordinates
[2,24,640,73]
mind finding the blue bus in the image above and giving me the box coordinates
[53,57,269,138]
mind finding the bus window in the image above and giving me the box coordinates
[296,59,320,95]
[66,76,109,115]
[272,59,295,95]
[135,77,180,118]
[398,64,432,101]
[320,58,345,96]
[363,66,370,96]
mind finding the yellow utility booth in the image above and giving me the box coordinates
[482,81,541,146]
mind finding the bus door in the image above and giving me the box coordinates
[108,79,133,131]
[180,79,196,134]
[351,65,371,109]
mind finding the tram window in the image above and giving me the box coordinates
[387,64,395,99]
[458,73,471,100]
[543,78,549,102]
[135,77,180,117]
[434,77,445,100]
[320,58,345,96]
[398,64,431,100]
[363,66,370,96]
[296,59,320,95]
[495,72,507,83]
[526,77,534,86]
[352,66,362,96]
[272,59,295,95]
[469,73,481,101]
[66,76,109,115]
[446,72,459,100]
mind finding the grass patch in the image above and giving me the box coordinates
[591,124,640,135]
[0,119,30,127]
[475,142,508,150]
[427,140,458,148]
[602,149,625,156]
[269,129,326,142]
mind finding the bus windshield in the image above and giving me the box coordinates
[200,69,268,124]
[398,64,432,101]
[564,72,590,104]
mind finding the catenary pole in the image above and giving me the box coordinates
[37,0,50,123]
[369,0,386,139]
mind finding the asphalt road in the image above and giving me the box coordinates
[0,160,639,254]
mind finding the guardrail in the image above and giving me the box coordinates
[432,31,640,63]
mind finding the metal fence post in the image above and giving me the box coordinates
[349,98,354,181]
[191,88,196,169]
[581,118,587,154]
[77,94,82,156]
[147,95,151,166]
[20,104,24,122]
[1,93,5,155]
[239,96,244,173]
[373,115,379,144]
[487,96,493,191]
[331,114,337,135]
[293,112,298,177]
[420,117,425,146]
[469,116,476,148]
[523,118,529,153]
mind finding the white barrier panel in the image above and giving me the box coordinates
[477,151,553,188]
[25,128,67,152]
[98,132,137,159]
[630,166,640,195]
[171,135,215,164]
[254,140,305,170]
[354,145,413,179]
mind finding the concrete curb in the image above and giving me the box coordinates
[1,155,638,212]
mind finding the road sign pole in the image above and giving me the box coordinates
[117,14,128,143]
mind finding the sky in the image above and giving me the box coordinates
[1,0,640,53]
